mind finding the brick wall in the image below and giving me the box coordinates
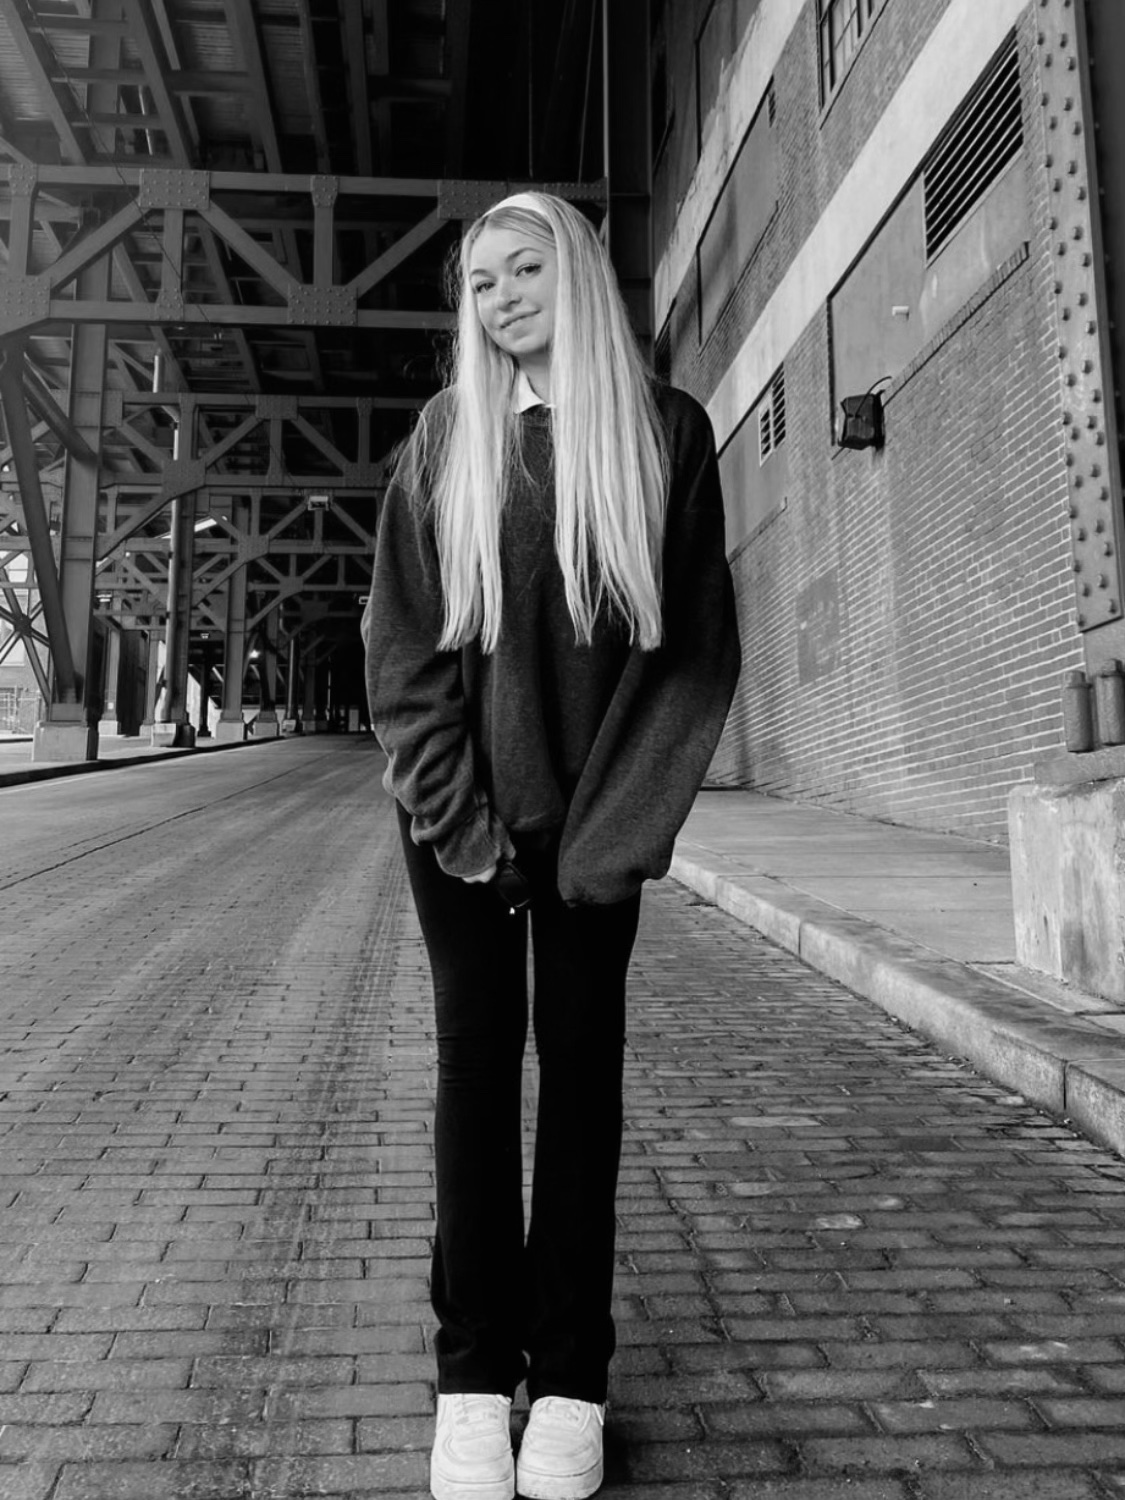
[655,0,1085,842]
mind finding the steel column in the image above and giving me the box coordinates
[97,626,121,736]
[282,630,302,734]
[302,647,319,731]
[252,606,280,737]
[1069,0,1125,666]
[602,0,653,355]
[216,499,249,742]
[196,637,216,739]
[45,249,111,756]
[154,490,197,745]
[141,629,163,728]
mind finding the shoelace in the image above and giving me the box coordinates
[532,1398,596,1427]
[452,1394,510,1428]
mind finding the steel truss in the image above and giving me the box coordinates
[0,166,604,749]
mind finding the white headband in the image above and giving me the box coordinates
[486,191,547,218]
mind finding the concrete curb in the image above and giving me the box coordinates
[0,734,281,789]
[671,840,1125,1160]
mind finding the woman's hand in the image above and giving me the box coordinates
[461,863,498,885]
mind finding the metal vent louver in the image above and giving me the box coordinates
[759,367,786,463]
[770,366,786,446]
[923,32,1022,260]
[759,407,773,461]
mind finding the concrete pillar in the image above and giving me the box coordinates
[1010,769,1125,1003]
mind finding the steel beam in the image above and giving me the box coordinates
[22,363,97,461]
[343,2,374,175]
[0,0,87,165]
[296,0,331,174]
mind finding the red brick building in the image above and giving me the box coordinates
[651,0,1116,842]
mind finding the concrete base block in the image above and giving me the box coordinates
[150,721,195,749]
[1009,779,1125,1003]
[252,710,280,738]
[212,718,246,744]
[1067,1058,1125,1159]
[281,718,302,736]
[32,722,98,763]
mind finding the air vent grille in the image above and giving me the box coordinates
[923,33,1022,259]
[759,367,786,463]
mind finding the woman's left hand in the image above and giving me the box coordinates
[461,863,498,885]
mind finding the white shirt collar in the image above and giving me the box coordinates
[513,369,549,413]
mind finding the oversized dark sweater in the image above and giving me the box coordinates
[362,383,741,905]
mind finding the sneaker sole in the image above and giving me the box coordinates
[515,1458,603,1500]
[430,1463,515,1500]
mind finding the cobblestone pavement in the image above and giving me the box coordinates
[2,739,1125,1499]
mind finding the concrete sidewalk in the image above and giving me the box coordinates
[673,789,1125,1161]
[0,731,279,787]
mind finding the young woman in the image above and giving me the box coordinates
[363,191,740,1500]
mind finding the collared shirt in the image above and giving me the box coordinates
[514,369,549,413]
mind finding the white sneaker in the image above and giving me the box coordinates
[430,1393,515,1500]
[516,1397,605,1500]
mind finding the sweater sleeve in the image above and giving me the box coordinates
[361,432,514,878]
[556,391,741,905]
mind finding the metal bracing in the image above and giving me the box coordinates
[0,339,81,700]
[0,551,49,697]
[0,163,603,339]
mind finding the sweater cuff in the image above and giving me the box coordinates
[422,801,515,879]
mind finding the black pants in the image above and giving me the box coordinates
[397,804,641,1403]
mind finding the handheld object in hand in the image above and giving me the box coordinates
[494,861,532,915]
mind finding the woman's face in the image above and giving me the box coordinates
[467,224,558,369]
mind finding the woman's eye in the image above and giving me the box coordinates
[516,263,540,277]
[471,282,492,295]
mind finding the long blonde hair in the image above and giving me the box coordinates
[426,191,668,654]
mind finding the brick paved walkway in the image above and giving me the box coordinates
[2,739,1125,1498]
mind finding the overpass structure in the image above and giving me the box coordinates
[0,0,648,757]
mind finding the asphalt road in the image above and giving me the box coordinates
[2,739,1125,1499]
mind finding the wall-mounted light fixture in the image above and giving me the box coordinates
[836,378,890,450]
[306,492,330,511]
